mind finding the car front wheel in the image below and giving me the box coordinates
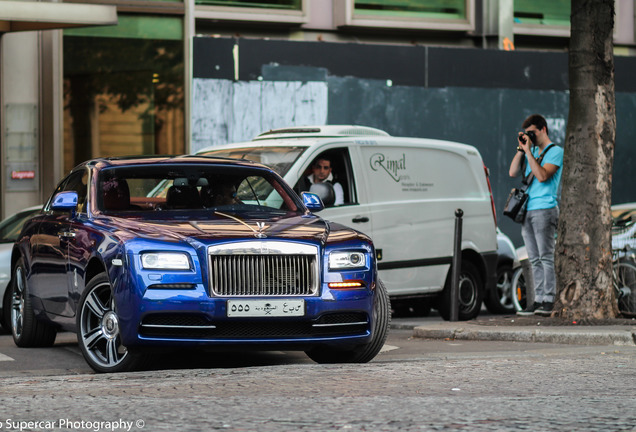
[305,279,391,364]
[77,273,146,373]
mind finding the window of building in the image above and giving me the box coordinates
[194,0,307,24]
[354,0,466,21]
[335,0,474,32]
[195,0,301,10]
[63,15,185,173]
[513,0,570,27]
[513,0,570,37]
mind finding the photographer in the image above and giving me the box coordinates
[509,114,564,316]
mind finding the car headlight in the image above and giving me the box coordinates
[141,252,191,270]
[329,251,367,270]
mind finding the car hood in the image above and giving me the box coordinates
[93,212,334,245]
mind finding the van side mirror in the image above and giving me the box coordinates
[301,192,324,212]
[51,191,79,212]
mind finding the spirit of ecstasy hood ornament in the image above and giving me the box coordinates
[255,221,267,238]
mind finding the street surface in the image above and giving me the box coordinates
[1,326,635,431]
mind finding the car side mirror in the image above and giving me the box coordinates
[301,192,325,212]
[51,191,79,212]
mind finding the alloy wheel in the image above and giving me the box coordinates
[79,281,129,369]
[11,266,25,340]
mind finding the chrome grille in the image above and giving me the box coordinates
[208,241,319,297]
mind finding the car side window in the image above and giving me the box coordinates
[53,170,89,213]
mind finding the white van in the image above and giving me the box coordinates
[197,126,498,320]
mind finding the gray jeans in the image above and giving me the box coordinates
[521,207,559,303]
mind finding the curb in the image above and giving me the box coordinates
[411,324,636,346]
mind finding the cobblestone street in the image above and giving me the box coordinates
[1,340,635,431]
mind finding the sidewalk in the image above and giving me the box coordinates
[391,313,636,346]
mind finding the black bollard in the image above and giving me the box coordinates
[450,208,463,322]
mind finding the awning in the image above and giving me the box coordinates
[0,1,117,33]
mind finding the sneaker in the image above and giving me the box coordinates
[517,302,540,316]
[534,302,554,316]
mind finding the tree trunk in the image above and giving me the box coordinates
[555,0,617,319]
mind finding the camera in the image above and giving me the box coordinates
[519,130,537,145]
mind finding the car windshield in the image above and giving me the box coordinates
[0,208,40,243]
[96,164,301,214]
[197,146,307,176]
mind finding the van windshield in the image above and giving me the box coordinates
[197,146,307,176]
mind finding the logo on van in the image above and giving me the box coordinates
[370,153,407,182]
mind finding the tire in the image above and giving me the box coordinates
[438,260,483,321]
[1,286,12,333]
[484,264,515,314]
[77,273,146,373]
[11,258,57,347]
[510,267,527,312]
[305,279,391,364]
[613,261,636,317]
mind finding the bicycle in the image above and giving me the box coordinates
[611,212,636,316]
[510,246,636,317]
[612,245,636,317]
[510,266,526,313]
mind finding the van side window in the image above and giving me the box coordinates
[294,148,357,207]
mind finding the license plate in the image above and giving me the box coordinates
[227,299,305,317]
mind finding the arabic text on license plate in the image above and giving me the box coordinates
[227,299,305,317]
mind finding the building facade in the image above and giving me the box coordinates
[1,0,635,242]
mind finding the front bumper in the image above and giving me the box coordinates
[115,276,374,349]
[114,239,377,349]
[117,282,375,348]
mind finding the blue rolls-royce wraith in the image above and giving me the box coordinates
[9,156,390,372]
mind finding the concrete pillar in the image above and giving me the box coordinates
[482,0,514,50]
[1,31,42,217]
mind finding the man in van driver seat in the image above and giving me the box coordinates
[306,157,344,206]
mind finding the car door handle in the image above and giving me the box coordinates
[59,231,76,239]
[351,216,369,223]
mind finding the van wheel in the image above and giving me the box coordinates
[438,261,483,321]
[305,279,391,364]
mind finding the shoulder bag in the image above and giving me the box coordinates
[503,144,555,223]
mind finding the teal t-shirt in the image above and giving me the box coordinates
[524,144,564,211]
